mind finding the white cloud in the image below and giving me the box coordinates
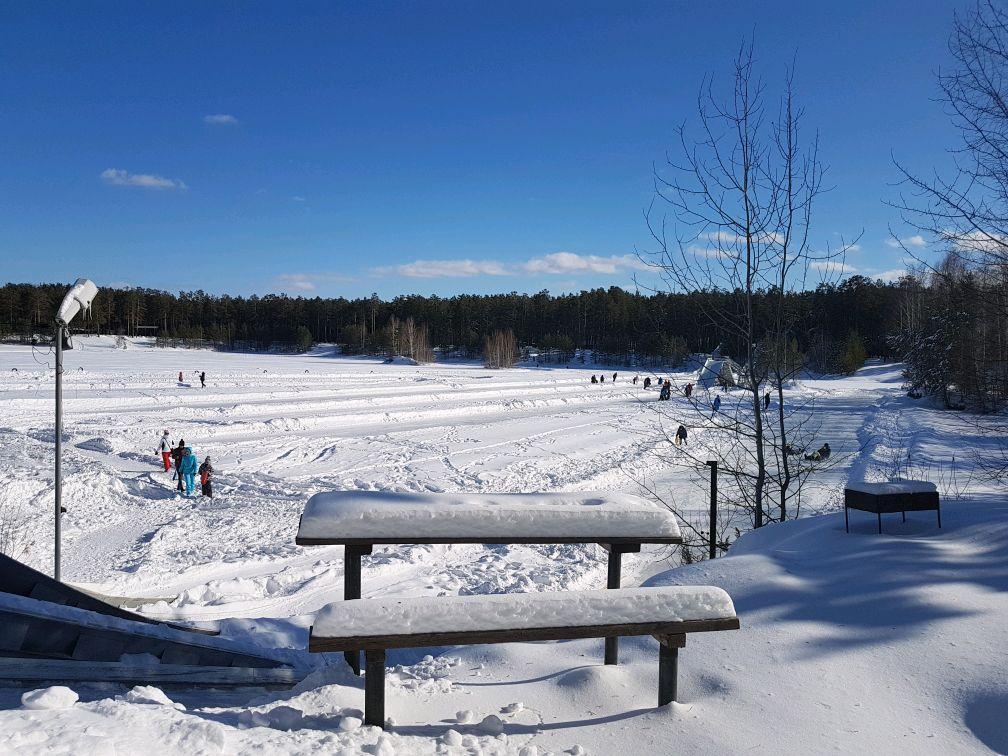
[291,195,306,203]
[946,229,1008,253]
[374,252,650,279]
[872,268,910,283]
[520,252,649,275]
[886,234,926,248]
[275,273,354,292]
[380,259,510,279]
[374,253,649,280]
[203,113,239,125]
[101,168,187,190]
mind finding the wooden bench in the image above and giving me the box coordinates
[308,586,739,728]
[844,481,941,534]
[296,490,683,674]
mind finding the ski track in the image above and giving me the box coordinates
[0,340,903,633]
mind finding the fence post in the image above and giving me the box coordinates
[705,460,717,560]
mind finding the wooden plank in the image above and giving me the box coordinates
[310,616,740,652]
[0,659,306,688]
[297,535,682,546]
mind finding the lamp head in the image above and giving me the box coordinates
[56,278,98,326]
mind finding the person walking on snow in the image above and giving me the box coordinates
[171,439,187,492]
[180,446,198,496]
[685,382,693,399]
[712,395,722,417]
[674,424,688,446]
[199,371,206,388]
[178,371,184,383]
[659,380,671,401]
[591,374,598,384]
[158,430,172,472]
[764,390,771,410]
[198,456,213,498]
[612,372,617,382]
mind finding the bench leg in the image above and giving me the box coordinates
[364,648,386,729]
[877,512,882,535]
[605,548,622,665]
[844,504,849,533]
[937,504,942,529]
[657,635,685,706]
[343,544,372,676]
[902,510,906,523]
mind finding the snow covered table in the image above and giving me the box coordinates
[308,586,739,728]
[295,490,683,673]
[844,480,941,534]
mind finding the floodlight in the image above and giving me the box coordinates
[56,278,98,325]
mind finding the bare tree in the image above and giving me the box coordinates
[642,43,851,539]
[484,329,518,369]
[889,1,1008,480]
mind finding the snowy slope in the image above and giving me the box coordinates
[0,339,1004,753]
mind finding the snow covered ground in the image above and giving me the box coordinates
[0,336,1004,754]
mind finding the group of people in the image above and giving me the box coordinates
[178,370,207,388]
[589,372,620,384]
[158,431,213,498]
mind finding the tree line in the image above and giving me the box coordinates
[1,277,909,370]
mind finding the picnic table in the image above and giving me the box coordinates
[295,490,683,673]
[844,480,941,534]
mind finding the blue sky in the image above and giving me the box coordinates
[0,1,967,298]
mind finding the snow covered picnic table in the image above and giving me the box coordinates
[844,479,941,533]
[308,586,739,728]
[295,490,683,544]
[296,490,683,673]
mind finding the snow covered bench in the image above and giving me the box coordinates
[295,490,683,673]
[844,480,941,534]
[308,586,739,728]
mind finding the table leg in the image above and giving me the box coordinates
[657,635,686,706]
[343,544,372,675]
[605,547,622,665]
[364,648,386,728]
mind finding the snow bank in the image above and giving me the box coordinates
[845,479,938,495]
[21,686,78,710]
[298,490,682,541]
[313,586,735,638]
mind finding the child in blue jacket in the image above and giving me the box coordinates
[180,447,199,496]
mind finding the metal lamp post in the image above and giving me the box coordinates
[53,278,98,581]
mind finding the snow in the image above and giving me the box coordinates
[312,586,735,638]
[0,341,1005,753]
[845,479,938,495]
[21,686,78,710]
[298,490,681,541]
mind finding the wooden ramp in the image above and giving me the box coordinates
[0,552,213,634]
[0,554,307,687]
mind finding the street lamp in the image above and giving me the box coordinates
[53,278,98,581]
